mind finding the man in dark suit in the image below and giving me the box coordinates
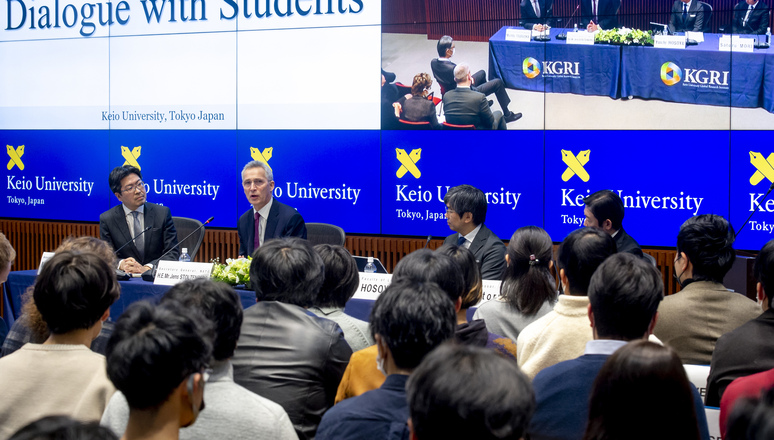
[238,160,306,258]
[443,64,506,130]
[581,0,621,30]
[430,36,521,124]
[99,165,179,274]
[582,189,644,258]
[442,185,506,281]
[669,0,705,33]
[732,0,770,34]
[520,0,554,30]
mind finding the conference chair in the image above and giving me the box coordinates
[643,252,657,267]
[306,223,346,246]
[683,364,711,401]
[700,2,713,33]
[398,119,433,130]
[442,122,476,130]
[171,216,205,260]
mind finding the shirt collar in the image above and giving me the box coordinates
[122,204,144,216]
[254,198,273,219]
[584,339,628,355]
[461,224,482,245]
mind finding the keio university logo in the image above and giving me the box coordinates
[561,150,590,182]
[6,145,25,170]
[523,58,541,79]
[250,147,273,165]
[396,148,421,179]
[749,152,774,186]
[661,62,682,86]
[121,146,142,169]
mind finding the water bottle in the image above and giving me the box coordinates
[179,248,191,262]
[364,257,376,273]
[573,23,578,32]
[767,27,771,45]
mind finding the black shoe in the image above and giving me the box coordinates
[488,100,494,107]
[504,112,522,123]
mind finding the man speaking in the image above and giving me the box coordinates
[238,160,307,258]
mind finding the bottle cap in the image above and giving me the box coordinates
[182,248,188,253]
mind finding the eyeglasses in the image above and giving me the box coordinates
[121,180,145,193]
[243,179,266,189]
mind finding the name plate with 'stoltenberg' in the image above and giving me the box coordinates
[506,28,532,42]
[154,261,214,286]
[567,31,595,45]
[719,36,754,52]
[654,35,686,49]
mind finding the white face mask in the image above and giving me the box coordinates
[758,297,765,310]
[376,353,387,376]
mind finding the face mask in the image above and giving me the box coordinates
[376,353,387,376]
[672,264,685,289]
[185,373,206,426]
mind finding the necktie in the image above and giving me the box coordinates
[253,212,261,251]
[743,5,753,27]
[533,0,540,18]
[682,3,688,22]
[131,211,144,260]
[593,0,598,22]
[457,235,467,247]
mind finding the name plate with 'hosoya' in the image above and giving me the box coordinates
[506,28,533,42]
[654,35,687,49]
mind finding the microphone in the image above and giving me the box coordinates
[557,5,581,40]
[424,235,432,249]
[142,216,214,282]
[114,226,152,256]
[735,181,774,239]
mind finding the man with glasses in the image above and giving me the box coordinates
[99,165,179,274]
[237,160,306,259]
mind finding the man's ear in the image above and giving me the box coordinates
[587,303,595,329]
[408,418,418,440]
[505,254,510,267]
[647,312,659,336]
[559,268,569,293]
[461,212,474,224]
[602,219,614,233]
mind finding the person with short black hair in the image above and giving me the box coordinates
[654,214,760,365]
[725,385,774,440]
[0,251,120,439]
[232,238,351,440]
[100,165,179,274]
[442,185,507,280]
[11,416,118,440]
[317,280,456,440]
[106,301,213,440]
[583,189,643,257]
[517,228,617,378]
[669,0,705,33]
[310,244,374,352]
[732,0,770,34]
[407,343,535,440]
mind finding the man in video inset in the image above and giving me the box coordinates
[732,0,770,34]
[581,0,621,31]
[583,189,644,258]
[669,0,705,33]
[520,0,555,31]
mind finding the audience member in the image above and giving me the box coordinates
[407,343,535,440]
[583,190,643,257]
[105,301,212,440]
[0,231,16,344]
[101,279,296,440]
[654,214,760,364]
[720,369,774,437]
[517,228,616,378]
[582,341,702,440]
[310,244,374,352]
[442,184,507,280]
[232,238,351,440]
[706,239,774,406]
[393,73,440,129]
[0,251,119,439]
[2,237,117,357]
[316,280,456,440]
[726,385,774,440]
[437,244,517,361]
[443,64,507,130]
[11,416,117,440]
[474,226,557,343]
[381,72,401,130]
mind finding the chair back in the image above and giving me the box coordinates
[398,119,433,130]
[683,364,711,401]
[172,216,205,259]
[442,121,476,130]
[306,223,346,246]
[643,252,657,267]
[700,2,712,33]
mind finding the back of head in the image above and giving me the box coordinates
[437,35,453,57]
[10,416,118,440]
[501,226,556,315]
[313,244,359,309]
[56,236,116,268]
[411,73,433,97]
[33,251,120,334]
[588,253,664,340]
[444,184,486,225]
[108,165,141,194]
[393,248,465,303]
[162,278,243,362]
[407,343,535,440]
[250,237,324,307]
[755,240,774,308]
[369,280,456,370]
[726,386,774,440]
[583,341,700,440]
[0,231,16,269]
[106,300,213,409]
[435,244,482,310]
[557,228,617,296]
[677,214,735,283]
[583,190,624,230]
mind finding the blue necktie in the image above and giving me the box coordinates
[682,3,688,22]
[457,235,467,246]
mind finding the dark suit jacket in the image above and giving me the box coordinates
[732,1,770,34]
[238,199,307,257]
[614,228,643,258]
[430,58,457,93]
[520,0,555,29]
[443,224,506,281]
[398,96,440,128]
[99,202,179,265]
[669,0,705,33]
[442,87,496,130]
[580,0,621,29]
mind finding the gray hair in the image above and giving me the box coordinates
[241,160,273,182]
[453,63,470,84]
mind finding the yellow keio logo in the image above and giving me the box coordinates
[6,145,25,171]
[561,150,590,182]
[121,146,142,169]
[396,148,421,179]
[250,147,273,164]
[749,151,774,185]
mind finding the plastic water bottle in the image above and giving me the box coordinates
[767,27,771,45]
[364,257,376,273]
[574,23,578,32]
[179,248,191,262]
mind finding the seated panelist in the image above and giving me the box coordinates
[669,0,705,33]
[520,0,554,32]
[581,0,621,31]
[732,0,770,34]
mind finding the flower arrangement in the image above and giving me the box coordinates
[210,257,252,287]
[595,28,654,46]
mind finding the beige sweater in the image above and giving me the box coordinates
[0,344,115,440]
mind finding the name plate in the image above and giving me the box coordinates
[37,252,55,274]
[476,280,502,306]
[154,261,214,286]
[654,35,687,49]
[353,272,392,300]
[567,31,595,45]
[719,36,754,52]
[685,31,704,43]
[506,28,532,42]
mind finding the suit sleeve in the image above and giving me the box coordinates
[283,212,308,239]
[323,327,353,407]
[758,8,770,34]
[157,207,179,262]
[99,215,114,248]
[692,6,704,32]
[732,7,741,33]
[479,95,495,130]
[480,238,506,280]
[668,3,678,33]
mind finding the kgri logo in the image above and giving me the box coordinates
[250,147,273,164]
[396,148,421,179]
[661,62,682,86]
[121,146,142,169]
[749,151,774,185]
[561,150,590,182]
[523,58,541,79]
[6,145,25,171]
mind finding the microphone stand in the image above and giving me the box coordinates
[141,216,214,282]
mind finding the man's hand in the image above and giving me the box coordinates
[393,102,403,118]
[120,257,145,274]
[533,24,545,32]
[587,21,599,32]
